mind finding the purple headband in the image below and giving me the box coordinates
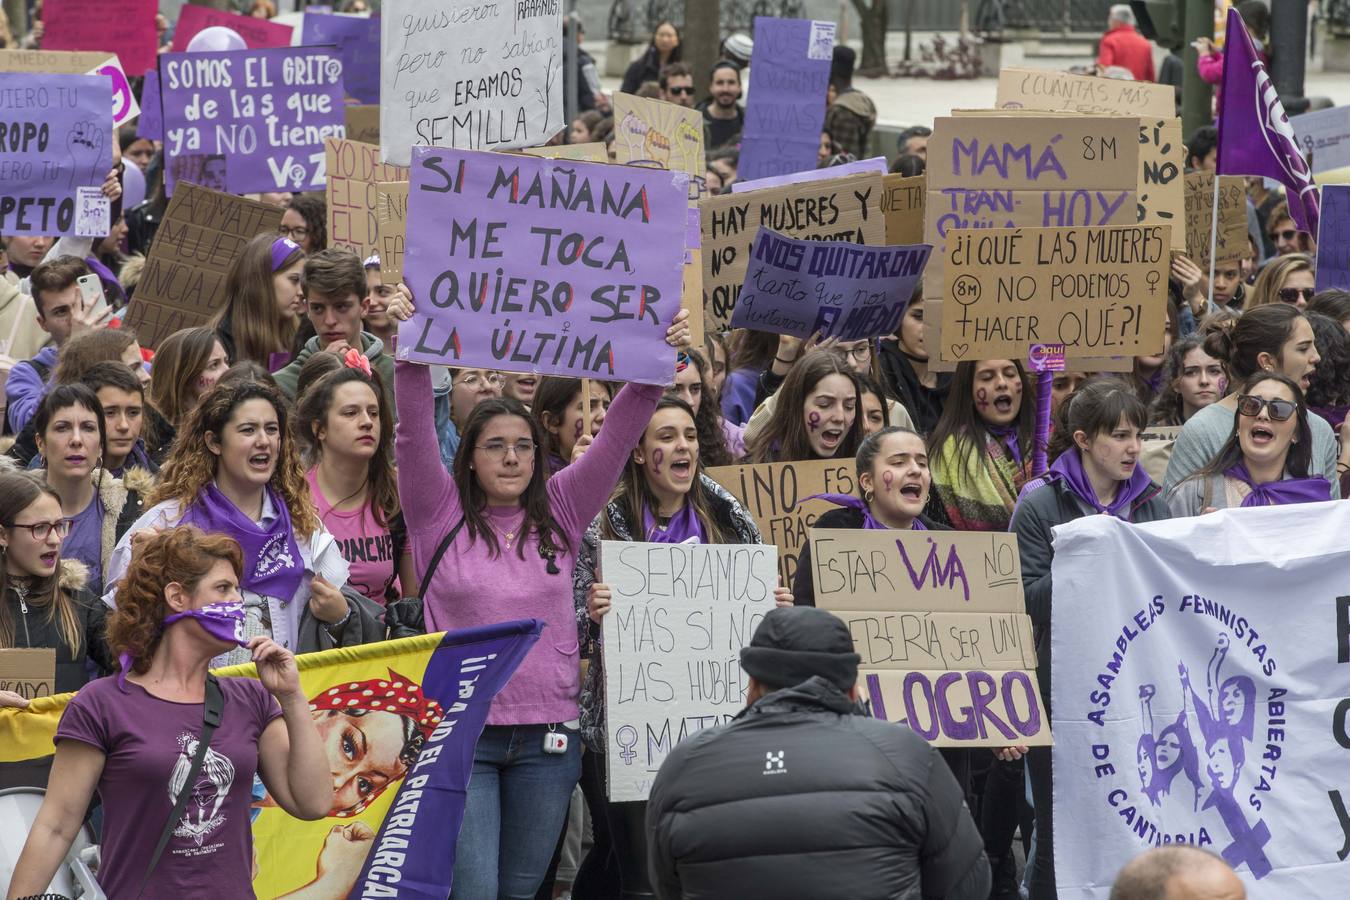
[271,237,301,271]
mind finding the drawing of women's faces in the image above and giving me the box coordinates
[619,111,650,161]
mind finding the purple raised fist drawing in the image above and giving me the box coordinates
[66,121,105,190]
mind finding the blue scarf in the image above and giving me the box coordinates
[180,484,305,599]
[642,501,707,543]
[809,493,927,530]
[1225,463,1329,507]
[1048,449,1154,518]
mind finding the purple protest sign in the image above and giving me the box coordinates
[397,146,688,384]
[0,72,113,237]
[1315,185,1350,293]
[160,47,345,195]
[729,227,931,341]
[738,18,834,182]
[301,13,379,104]
[138,68,162,140]
[731,155,886,193]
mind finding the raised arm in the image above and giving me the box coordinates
[394,360,460,533]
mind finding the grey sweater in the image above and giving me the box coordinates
[1162,402,1339,498]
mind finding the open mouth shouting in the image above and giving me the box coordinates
[1247,423,1277,447]
[248,450,273,474]
[818,427,844,451]
[668,456,693,480]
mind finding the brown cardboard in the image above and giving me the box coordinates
[1138,118,1187,251]
[0,49,111,73]
[701,172,886,330]
[923,298,1133,374]
[344,104,380,145]
[0,648,56,700]
[860,668,1053,747]
[521,143,609,163]
[612,93,706,201]
[996,67,1176,118]
[374,181,408,285]
[927,116,1139,192]
[121,183,283,348]
[880,174,925,245]
[325,138,409,263]
[939,224,1171,362]
[1185,172,1249,267]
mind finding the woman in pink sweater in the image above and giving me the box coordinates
[388,288,690,898]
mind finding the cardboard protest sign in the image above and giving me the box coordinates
[729,227,930,341]
[880,173,925,244]
[1137,118,1185,250]
[121,183,283,347]
[701,172,885,330]
[1184,172,1248,267]
[613,93,706,200]
[379,0,562,167]
[160,46,346,196]
[739,17,835,181]
[43,0,158,78]
[1051,503,1350,897]
[707,459,858,586]
[0,49,139,129]
[996,67,1175,118]
[811,528,1049,748]
[346,104,380,144]
[0,73,113,238]
[600,541,778,801]
[1315,185,1350,293]
[171,5,295,51]
[374,181,408,284]
[0,648,55,701]
[326,138,409,261]
[521,143,608,162]
[302,12,380,104]
[1294,105,1350,182]
[732,156,887,193]
[395,147,687,383]
[940,224,1171,362]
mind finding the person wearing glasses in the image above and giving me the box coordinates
[280,194,327,254]
[1167,372,1328,515]
[658,62,696,108]
[1165,305,1339,497]
[1263,201,1314,258]
[1247,252,1315,310]
[0,471,113,719]
[212,233,307,371]
[384,285,691,898]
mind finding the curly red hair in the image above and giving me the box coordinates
[108,525,244,675]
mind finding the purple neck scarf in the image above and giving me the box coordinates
[1049,449,1154,518]
[118,601,248,689]
[986,424,1023,466]
[643,501,707,543]
[180,484,305,599]
[1225,462,1329,507]
[808,493,927,531]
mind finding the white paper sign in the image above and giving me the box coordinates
[74,187,110,237]
[379,0,564,166]
[1051,502,1350,897]
[600,540,778,802]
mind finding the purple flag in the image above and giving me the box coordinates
[138,68,162,141]
[1217,7,1318,235]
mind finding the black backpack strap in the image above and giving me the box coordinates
[417,516,465,602]
[136,674,225,899]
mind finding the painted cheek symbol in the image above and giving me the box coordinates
[975,387,989,409]
[652,448,664,475]
[807,411,821,432]
[574,417,584,440]
[882,470,894,493]
[1218,377,1228,395]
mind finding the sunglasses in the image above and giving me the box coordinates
[1269,229,1298,242]
[1236,394,1297,422]
[1277,286,1314,304]
[668,85,695,95]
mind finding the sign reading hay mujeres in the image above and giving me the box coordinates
[600,540,778,802]
[380,0,562,167]
[940,224,1170,362]
[160,46,345,195]
[395,147,687,384]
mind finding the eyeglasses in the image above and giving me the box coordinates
[842,345,871,363]
[667,85,695,95]
[278,225,310,239]
[476,439,537,459]
[457,372,503,389]
[5,519,73,541]
[1269,229,1298,242]
[1277,286,1314,304]
[1236,395,1297,422]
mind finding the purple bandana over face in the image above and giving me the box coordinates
[180,484,305,600]
[118,601,247,688]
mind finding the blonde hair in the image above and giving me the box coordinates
[1246,253,1314,310]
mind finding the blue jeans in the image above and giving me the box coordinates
[452,724,582,900]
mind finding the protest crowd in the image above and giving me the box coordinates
[0,0,1344,898]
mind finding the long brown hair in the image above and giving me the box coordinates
[212,232,304,366]
[151,376,319,538]
[52,327,137,386]
[602,396,731,544]
[926,359,1036,479]
[0,473,81,654]
[295,359,400,527]
[747,349,864,463]
[151,326,220,429]
[674,348,732,467]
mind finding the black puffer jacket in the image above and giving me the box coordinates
[646,676,990,900]
[3,561,114,694]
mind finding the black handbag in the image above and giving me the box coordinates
[383,516,465,637]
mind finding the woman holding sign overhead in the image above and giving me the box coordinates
[1011,377,1171,899]
[386,287,691,898]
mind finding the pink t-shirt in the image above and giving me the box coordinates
[306,468,403,604]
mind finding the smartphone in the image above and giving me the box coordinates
[76,274,111,325]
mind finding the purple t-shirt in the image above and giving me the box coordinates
[56,676,282,898]
[63,495,104,590]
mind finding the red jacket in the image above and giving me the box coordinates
[1098,24,1156,82]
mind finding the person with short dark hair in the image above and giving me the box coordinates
[1185,125,1219,172]
[1110,845,1245,900]
[646,605,989,900]
[698,61,745,151]
[824,45,876,158]
[7,256,96,434]
[281,193,327,254]
[890,153,925,176]
[896,124,931,160]
[659,61,695,108]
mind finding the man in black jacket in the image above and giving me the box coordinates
[646,606,990,900]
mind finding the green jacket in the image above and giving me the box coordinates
[272,331,396,410]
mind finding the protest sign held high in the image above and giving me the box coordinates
[732,156,888,194]
[523,142,609,163]
[881,173,925,245]
[326,137,410,262]
[395,147,687,384]
[1294,105,1350,183]
[1184,172,1248,268]
[170,5,294,51]
[811,528,1050,748]
[0,72,112,237]
[613,93,706,200]
[380,0,563,167]
[730,227,930,341]
[738,17,835,181]
[600,541,778,802]
[1316,185,1350,293]
[375,180,408,284]
[1051,503,1350,898]
[41,0,158,81]
[160,46,346,195]
[302,12,381,105]
[0,50,140,129]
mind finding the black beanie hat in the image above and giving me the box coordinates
[740,607,861,692]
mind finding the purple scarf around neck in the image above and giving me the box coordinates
[1049,449,1154,518]
[1224,462,1329,507]
[808,493,927,530]
[642,501,707,543]
[986,424,1023,466]
[179,483,305,599]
